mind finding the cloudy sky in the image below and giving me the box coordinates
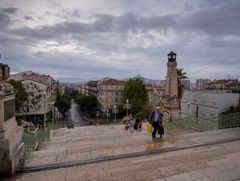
[0,0,240,82]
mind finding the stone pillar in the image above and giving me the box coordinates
[163,51,180,120]
[0,63,25,176]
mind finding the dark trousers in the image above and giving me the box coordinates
[152,121,159,138]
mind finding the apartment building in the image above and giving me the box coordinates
[98,78,126,112]
[181,79,191,90]
[196,79,211,90]
[9,71,60,125]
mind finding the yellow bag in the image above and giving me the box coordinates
[146,122,153,133]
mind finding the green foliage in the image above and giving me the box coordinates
[55,93,71,113]
[116,104,126,118]
[134,104,152,120]
[64,87,79,99]
[8,79,28,111]
[123,78,148,115]
[75,94,98,116]
[177,68,188,108]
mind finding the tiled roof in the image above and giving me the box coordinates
[100,78,126,86]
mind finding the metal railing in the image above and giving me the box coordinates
[22,122,62,151]
[173,112,240,132]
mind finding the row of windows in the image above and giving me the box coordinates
[104,98,124,103]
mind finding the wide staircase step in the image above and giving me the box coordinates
[4,125,240,180]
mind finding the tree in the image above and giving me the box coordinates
[75,94,98,117]
[8,79,28,112]
[177,68,188,108]
[123,78,148,115]
[55,94,71,114]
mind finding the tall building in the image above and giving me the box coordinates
[196,79,211,90]
[83,81,98,96]
[181,79,190,90]
[9,71,60,126]
[98,78,125,112]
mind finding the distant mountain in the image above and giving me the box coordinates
[122,75,165,84]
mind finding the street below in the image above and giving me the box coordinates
[69,100,89,127]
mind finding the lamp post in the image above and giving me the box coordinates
[187,102,190,128]
[113,105,118,124]
[106,109,109,125]
[125,99,131,117]
[43,92,47,129]
[187,102,190,116]
[96,111,99,125]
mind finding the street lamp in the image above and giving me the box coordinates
[113,105,118,124]
[187,102,190,116]
[126,99,129,116]
[187,102,190,128]
[125,99,131,117]
[96,111,99,125]
[42,92,47,129]
[106,109,109,125]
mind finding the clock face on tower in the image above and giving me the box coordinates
[173,55,176,59]
[168,55,171,59]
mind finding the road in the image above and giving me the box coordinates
[69,100,89,126]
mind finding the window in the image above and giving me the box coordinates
[4,99,15,121]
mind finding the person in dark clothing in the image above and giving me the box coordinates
[149,106,163,138]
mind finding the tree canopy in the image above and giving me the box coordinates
[177,68,188,108]
[55,94,71,114]
[75,94,98,117]
[123,78,148,115]
[8,79,28,112]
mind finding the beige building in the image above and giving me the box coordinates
[98,78,126,112]
[145,83,154,107]
[181,79,190,90]
[152,84,165,107]
[83,81,98,96]
[196,79,211,90]
[206,79,240,92]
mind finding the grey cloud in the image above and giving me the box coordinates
[2,7,18,14]
[11,13,177,41]
[24,15,33,20]
[182,1,240,35]
[1,0,240,82]
[0,11,11,29]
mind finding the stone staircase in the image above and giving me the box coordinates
[4,125,240,180]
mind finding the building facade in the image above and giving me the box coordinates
[9,71,60,126]
[83,81,98,96]
[206,79,240,92]
[181,79,190,90]
[181,91,239,119]
[98,78,126,112]
[196,79,211,90]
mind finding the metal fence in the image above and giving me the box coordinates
[173,112,240,132]
[22,122,63,151]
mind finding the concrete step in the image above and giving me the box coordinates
[24,125,240,168]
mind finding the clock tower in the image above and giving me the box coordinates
[163,51,180,120]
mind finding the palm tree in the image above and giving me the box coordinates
[177,68,188,108]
